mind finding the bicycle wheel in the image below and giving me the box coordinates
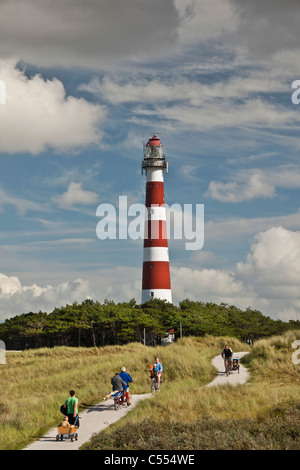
[151,379,156,393]
[114,398,121,410]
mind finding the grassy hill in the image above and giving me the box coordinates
[1,331,300,450]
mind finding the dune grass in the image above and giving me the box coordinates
[1,331,299,450]
[83,331,300,450]
[0,335,237,450]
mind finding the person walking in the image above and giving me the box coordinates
[63,390,79,427]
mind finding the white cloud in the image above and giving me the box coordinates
[206,171,275,202]
[237,226,300,293]
[1,227,300,321]
[236,226,300,320]
[82,74,298,135]
[0,273,22,296]
[206,165,300,203]
[0,267,142,321]
[52,182,98,209]
[82,72,287,106]
[0,273,94,320]
[157,99,298,132]
[0,60,106,154]
[171,266,254,307]
[169,227,300,321]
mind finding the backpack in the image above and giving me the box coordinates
[149,364,156,377]
[60,404,67,416]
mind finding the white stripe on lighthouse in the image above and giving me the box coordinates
[143,247,169,262]
[142,289,172,304]
[146,168,164,182]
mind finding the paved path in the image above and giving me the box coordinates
[207,351,250,387]
[23,393,151,451]
[24,352,250,450]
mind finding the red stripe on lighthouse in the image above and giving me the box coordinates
[142,261,171,290]
[145,182,165,206]
[144,220,168,246]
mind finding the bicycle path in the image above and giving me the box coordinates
[207,351,250,387]
[23,352,250,450]
[23,393,152,451]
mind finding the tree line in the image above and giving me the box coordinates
[0,298,299,350]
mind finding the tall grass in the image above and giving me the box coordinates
[1,331,299,450]
[0,343,149,449]
[83,331,300,450]
[0,336,227,449]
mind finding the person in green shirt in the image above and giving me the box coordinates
[63,390,79,427]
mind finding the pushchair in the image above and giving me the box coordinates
[232,358,240,373]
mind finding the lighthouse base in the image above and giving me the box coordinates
[142,289,172,304]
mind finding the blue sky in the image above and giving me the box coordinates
[0,0,300,321]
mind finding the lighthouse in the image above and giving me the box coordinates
[141,134,172,304]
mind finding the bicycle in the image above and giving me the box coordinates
[113,390,131,410]
[225,358,232,376]
[113,391,124,410]
[150,374,162,393]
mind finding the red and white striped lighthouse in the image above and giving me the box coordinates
[141,134,172,304]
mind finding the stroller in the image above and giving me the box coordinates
[231,358,240,373]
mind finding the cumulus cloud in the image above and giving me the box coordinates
[0,267,142,321]
[0,60,106,154]
[170,227,300,321]
[1,227,300,321]
[237,227,300,295]
[52,182,98,209]
[0,273,94,320]
[171,266,254,307]
[236,226,300,320]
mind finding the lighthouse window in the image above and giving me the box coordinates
[150,264,154,269]
[151,291,154,298]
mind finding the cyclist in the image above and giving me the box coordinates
[111,372,127,405]
[221,345,233,373]
[153,357,163,389]
[119,367,133,406]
